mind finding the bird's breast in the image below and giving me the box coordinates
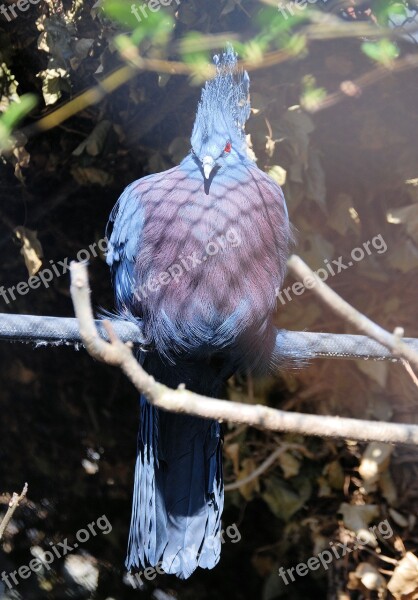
[133,160,289,358]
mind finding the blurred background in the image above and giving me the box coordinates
[1,0,418,598]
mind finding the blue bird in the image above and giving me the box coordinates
[106,46,292,579]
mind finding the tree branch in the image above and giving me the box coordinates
[0,483,28,541]
[70,261,418,445]
[287,255,418,373]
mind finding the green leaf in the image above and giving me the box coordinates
[102,0,140,29]
[0,94,37,129]
[103,0,174,44]
[362,39,399,66]
[300,74,327,112]
[178,33,211,67]
[0,94,37,150]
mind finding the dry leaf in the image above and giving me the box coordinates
[72,120,112,157]
[339,503,380,547]
[70,166,113,186]
[348,562,387,593]
[237,458,260,501]
[328,193,359,236]
[14,227,43,276]
[224,442,240,476]
[380,470,398,506]
[388,552,418,598]
[359,442,392,492]
[387,203,418,240]
[324,460,345,491]
[278,451,301,479]
[388,508,408,528]
[263,476,311,522]
[37,66,70,106]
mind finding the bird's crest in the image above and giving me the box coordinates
[191,45,250,149]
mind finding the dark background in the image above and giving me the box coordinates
[1,1,418,598]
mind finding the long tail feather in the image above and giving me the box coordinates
[126,357,224,579]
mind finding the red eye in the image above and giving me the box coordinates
[224,141,231,153]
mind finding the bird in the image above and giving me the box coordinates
[106,45,292,579]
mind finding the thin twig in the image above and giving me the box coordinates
[401,359,418,389]
[0,483,28,541]
[224,423,248,443]
[287,255,418,373]
[224,443,305,491]
[310,54,418,114]
[70,261,418,445]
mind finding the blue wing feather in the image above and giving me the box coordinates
[106,180,145,315]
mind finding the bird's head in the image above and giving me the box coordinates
[190,45,251,180]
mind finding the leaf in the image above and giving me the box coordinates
[224,442,240,476]
[348,562,387,593]
[285,33,307,57]
[278,451,301,479]
[103,0,145,29]
[220,0,239,16]
[300,74,327,112]
[323,460,345,491]
[236,458,260,501]
[14,227,43,276]
[358,442,392,492]
[339,503,380,547]
[0,94,37,131]
[362,39,399,66]
[12,143,31,183]
[328,193,359,236]
[262,475,311,521]
[388,552,418,598]
[387,203,418,240]
[267,165,287,186]
[0,94,37,151]
[72,120,112,157]
[70,166,113,186]
[37,67,70,106]
[388,508,408,528]
[70,38,95,70]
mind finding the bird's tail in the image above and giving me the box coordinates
[126,356,224,579]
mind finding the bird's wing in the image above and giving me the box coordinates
[106,180,145,315]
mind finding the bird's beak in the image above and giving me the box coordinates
[202,156,215,180]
